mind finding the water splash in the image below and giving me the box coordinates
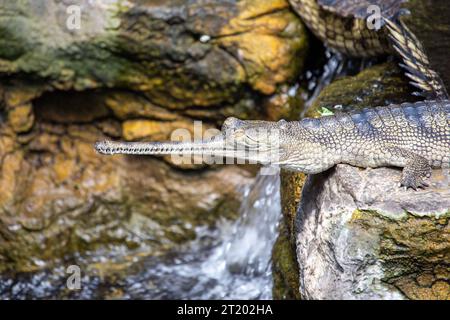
[121,169,281,299]
[302,50,345,114]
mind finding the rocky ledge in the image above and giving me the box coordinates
[296,164,449,300]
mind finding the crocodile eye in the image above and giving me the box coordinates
[233,129,245,139]
[277,119,288,129]
[222,117,243,131]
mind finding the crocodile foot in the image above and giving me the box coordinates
[399,167,432,190]
[399,176,430,190]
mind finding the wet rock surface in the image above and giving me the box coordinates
[1,0,449,300]
[0,110,256,273]
[277,0,450,300]
[0,0,307,108]
[306,61,417,118]
[296,165,449,300]
[0,172,281,300]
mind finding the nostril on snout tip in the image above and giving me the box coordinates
[94,140,112,155]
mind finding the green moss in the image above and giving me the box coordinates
[0,22,28,61]
[306,62,418,118]
[350,209,450,300]
[280,169,307,241]
[272,222,301,300]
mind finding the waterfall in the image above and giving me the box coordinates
[191,169,282,299]
[125,168,282,299]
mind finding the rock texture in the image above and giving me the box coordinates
[0,0,307,273]
[296,165,449,300]
[0,0,307,109]
[306,61,417,118]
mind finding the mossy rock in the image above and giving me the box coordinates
[280,169,307,241]
[352,209,450,300]
[0,0,308,110]
[274,60,418,299]
[296,164,450,299]
[306,61,417,118]
[0,0,309,275]
[272,221,302,300]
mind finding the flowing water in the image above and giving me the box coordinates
[301,49,379,116]
[125,170,282,300]
[0,169,281,299]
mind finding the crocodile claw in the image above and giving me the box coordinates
[399,175,430,190]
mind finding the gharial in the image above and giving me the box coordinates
[95,0,450,190]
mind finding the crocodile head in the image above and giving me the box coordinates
[95,117,290,166]
[219,116,336,173]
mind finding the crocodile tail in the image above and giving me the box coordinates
[384,17,449,100]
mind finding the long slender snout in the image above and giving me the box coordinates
[94,135,283,166]
[94,118,286,165]
[95,141,117,155]
[94,138,226,156]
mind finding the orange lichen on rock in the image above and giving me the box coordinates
[219,0,308,95]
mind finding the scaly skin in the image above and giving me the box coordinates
[288,0,392,57]
[288,1,449,98]
[96,100,450,190]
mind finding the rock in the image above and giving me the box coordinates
[104,92,179,121]
[279,169,307,241]
[306,61,417,118]
[0,0,307,109]
[274,0,450,300]
[0,0,308,274]
[0,87,255,272]
[272,222,301,300]
[34,91,110,123]
[0,119,255,272]
[3,83,44,108]
[296,164,450,300]
[122,119,186,141]
[7,104,34,133]
[121,117,218,142]
[263,84,306,122]
[218,0,308,95]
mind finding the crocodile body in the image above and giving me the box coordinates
[95,2,449,190]
[96,100,450,189]
[275,100,449,181]
[288,0,394,57]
